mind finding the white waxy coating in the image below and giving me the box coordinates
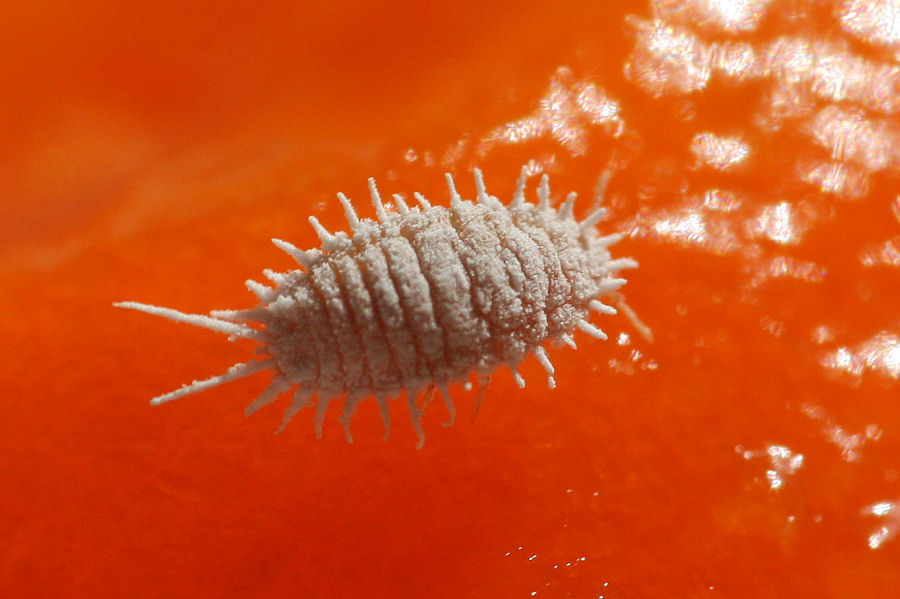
[114,167,638,448]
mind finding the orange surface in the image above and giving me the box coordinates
[2,1,899,597]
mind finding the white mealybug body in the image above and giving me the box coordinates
[115,168,637,448]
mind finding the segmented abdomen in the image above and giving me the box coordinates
[114,168,634,447]
[266,199,599,401]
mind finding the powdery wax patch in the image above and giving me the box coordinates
[116,168,637,448]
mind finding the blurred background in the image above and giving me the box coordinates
[1,1,899,597]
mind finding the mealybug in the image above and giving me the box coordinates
[116,167,637,447]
